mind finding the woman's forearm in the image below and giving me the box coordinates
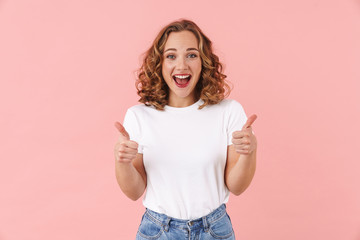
[115,161,146,201]
[226,151,256,196]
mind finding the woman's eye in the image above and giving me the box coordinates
[188,53,197,58]
[166,54,175,59]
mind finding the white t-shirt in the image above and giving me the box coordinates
[123,98,248,220]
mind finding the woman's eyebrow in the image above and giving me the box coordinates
[164,48,199,52]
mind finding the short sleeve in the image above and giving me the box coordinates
[226,100,248,145]
[122,108,143,153]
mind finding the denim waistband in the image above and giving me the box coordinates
[144,204,227,231]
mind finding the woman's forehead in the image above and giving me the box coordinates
[164,31,198,50]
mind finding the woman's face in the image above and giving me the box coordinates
[162,30,202,107]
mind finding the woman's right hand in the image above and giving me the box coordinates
[114,122,139,163]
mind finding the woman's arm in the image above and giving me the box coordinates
[114,122,147,201]
[115,153,147,201]
[224,115,257,195]
[225,145,256,196]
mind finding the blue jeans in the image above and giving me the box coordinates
[135,204,235,240]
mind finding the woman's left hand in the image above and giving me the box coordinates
[232,114,257,155]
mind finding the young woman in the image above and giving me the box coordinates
[114,19,257,240]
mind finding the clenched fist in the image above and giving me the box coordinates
[114,122,139,163]
[232,114,257,155]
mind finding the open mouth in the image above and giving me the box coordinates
[172,74,191,88]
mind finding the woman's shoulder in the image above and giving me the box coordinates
[219,98,244,109]
[126,102,156,114]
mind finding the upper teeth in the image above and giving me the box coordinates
[174,75,190,79]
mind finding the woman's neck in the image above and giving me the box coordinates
[167,95,198,108]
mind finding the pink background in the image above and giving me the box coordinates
[1,0,359,239]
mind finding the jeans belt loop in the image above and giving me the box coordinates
[202,216,209,232]
[163,217,171,232]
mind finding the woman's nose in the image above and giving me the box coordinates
[176,56,188,70]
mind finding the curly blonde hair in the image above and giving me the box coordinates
[136,18,231,110]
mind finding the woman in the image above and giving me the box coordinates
[114,19,257,240]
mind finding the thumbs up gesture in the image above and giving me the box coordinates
[231,114,258,155]
[114,122,139,163]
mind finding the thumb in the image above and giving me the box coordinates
[114,121,130,140]
[242,114,257,130]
